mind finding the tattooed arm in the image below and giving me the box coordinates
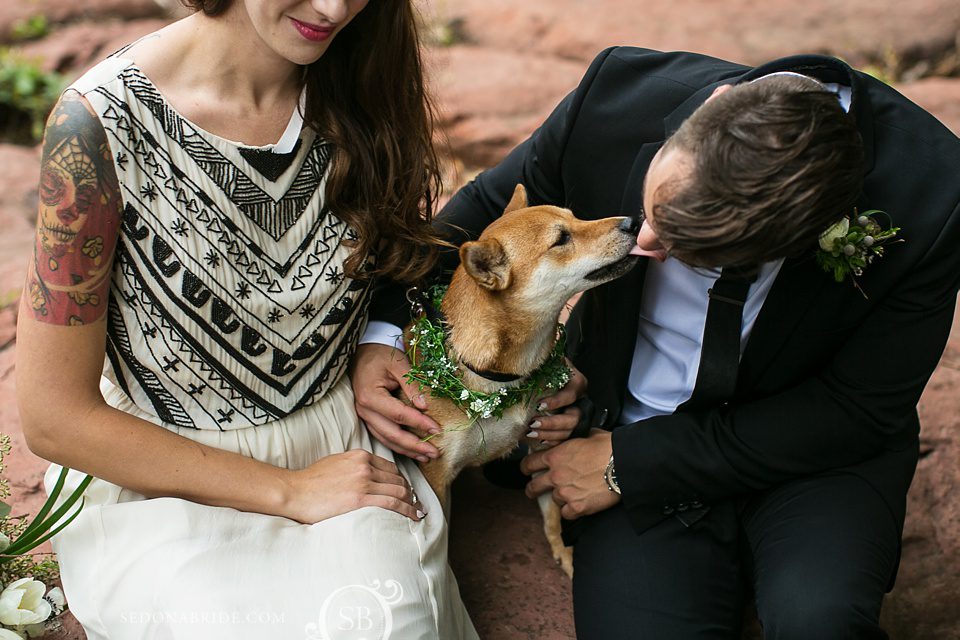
[15,94,421,525]
[26,91,120,324]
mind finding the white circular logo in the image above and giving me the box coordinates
[305,579,404,640]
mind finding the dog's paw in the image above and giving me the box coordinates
[553,545,574,579]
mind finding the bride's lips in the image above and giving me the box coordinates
[290,17,336,42]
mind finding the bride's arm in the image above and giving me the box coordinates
[16,92,422,525]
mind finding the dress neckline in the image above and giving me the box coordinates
[115,58,306,153]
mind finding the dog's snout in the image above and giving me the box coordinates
[619,216,641,235]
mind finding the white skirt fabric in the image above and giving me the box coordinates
[45,376,478,640]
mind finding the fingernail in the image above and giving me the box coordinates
[529,420,542,430]
[526,430,539,438]
[537,402,548,412]
[539,440,549,446]
[427,451,439,459]
[417,394,427,406]
[416,455,429,463]
[416,510,426,519]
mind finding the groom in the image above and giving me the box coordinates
[351,47,960,638]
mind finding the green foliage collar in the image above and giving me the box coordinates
[404,286,571,422]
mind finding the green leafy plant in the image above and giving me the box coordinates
[10,16,50,43]
[0,49,65,144]
[0,434,91,637]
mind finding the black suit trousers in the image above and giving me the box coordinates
[571,472,900,640]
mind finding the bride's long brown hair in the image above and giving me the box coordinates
[181,0,444,284]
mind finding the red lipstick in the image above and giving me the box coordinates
[290,17,335,42]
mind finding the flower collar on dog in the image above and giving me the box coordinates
[404,286,571,422]
[815,209,900,291]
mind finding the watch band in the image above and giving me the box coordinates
[603,454,621,495]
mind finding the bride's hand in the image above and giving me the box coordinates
[528,359,589,445]
[282,449,424,524]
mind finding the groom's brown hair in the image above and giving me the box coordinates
[654,74,864,269]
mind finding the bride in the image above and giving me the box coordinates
[15,1,477,637]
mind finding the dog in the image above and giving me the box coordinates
[404,184,639,577]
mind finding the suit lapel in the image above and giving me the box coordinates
[737,256,828,390]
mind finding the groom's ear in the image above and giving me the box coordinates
[503,184,528,215]
[460,238,511,290]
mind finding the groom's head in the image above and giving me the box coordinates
[638,73,864,269]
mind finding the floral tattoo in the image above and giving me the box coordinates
[28,93,122,325]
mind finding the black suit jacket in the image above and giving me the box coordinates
[370,48,960,542]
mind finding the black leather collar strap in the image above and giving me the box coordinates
[460,360,523,383]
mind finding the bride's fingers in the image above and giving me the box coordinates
[369,467,407,489]
[361,494,423,521]
[527,407,582,442]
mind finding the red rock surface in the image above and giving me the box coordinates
[0,0,162,42]
[899,77,960,137]
[16,19,171,74]
[0,2,957,639]
[426,0,960,70]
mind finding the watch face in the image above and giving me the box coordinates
[604,455,620,493]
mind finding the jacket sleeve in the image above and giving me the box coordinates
[612,199,960,531]
[366,47,619,327]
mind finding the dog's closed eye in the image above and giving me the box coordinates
[552,229,571,248]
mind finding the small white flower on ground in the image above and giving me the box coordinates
[819,218,850,251]
[0,579,53,627]
[45,587,65,614]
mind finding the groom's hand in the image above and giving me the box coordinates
[350,344,442,462]
[521,430,620,520]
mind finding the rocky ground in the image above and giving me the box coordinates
[0,1,958,638]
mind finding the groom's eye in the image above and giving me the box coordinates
[552,229,571,247]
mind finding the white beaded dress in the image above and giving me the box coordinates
[44,54,478,640]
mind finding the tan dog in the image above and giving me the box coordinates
[405,184,638,576]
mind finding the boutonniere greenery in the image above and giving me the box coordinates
[404,286,571,435]
[815,209,900,288]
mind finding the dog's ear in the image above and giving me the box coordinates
[460,239,510,290]
[503,184,528,215]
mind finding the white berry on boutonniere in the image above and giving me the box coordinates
[815,209,900,292]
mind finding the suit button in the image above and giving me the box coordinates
[690,500,703,509]
[662,505,675,515]
[677,502,689,512]
[597,408,609,426]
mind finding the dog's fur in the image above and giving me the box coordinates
[405,184,637,576]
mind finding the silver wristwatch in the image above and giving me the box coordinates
[603,454,621,494]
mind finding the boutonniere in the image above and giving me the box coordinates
[815,209,900,290]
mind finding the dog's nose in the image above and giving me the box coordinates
[619,216,641,235]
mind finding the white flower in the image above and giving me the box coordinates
[45,588,65,615]
[0,628,25,639]
[0,532,9,553]
[0,579,53,627]
[818,217,850,251]
[459,389,469,400]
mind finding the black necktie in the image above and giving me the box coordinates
[673,266,757,526]
[680,266,758,412]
